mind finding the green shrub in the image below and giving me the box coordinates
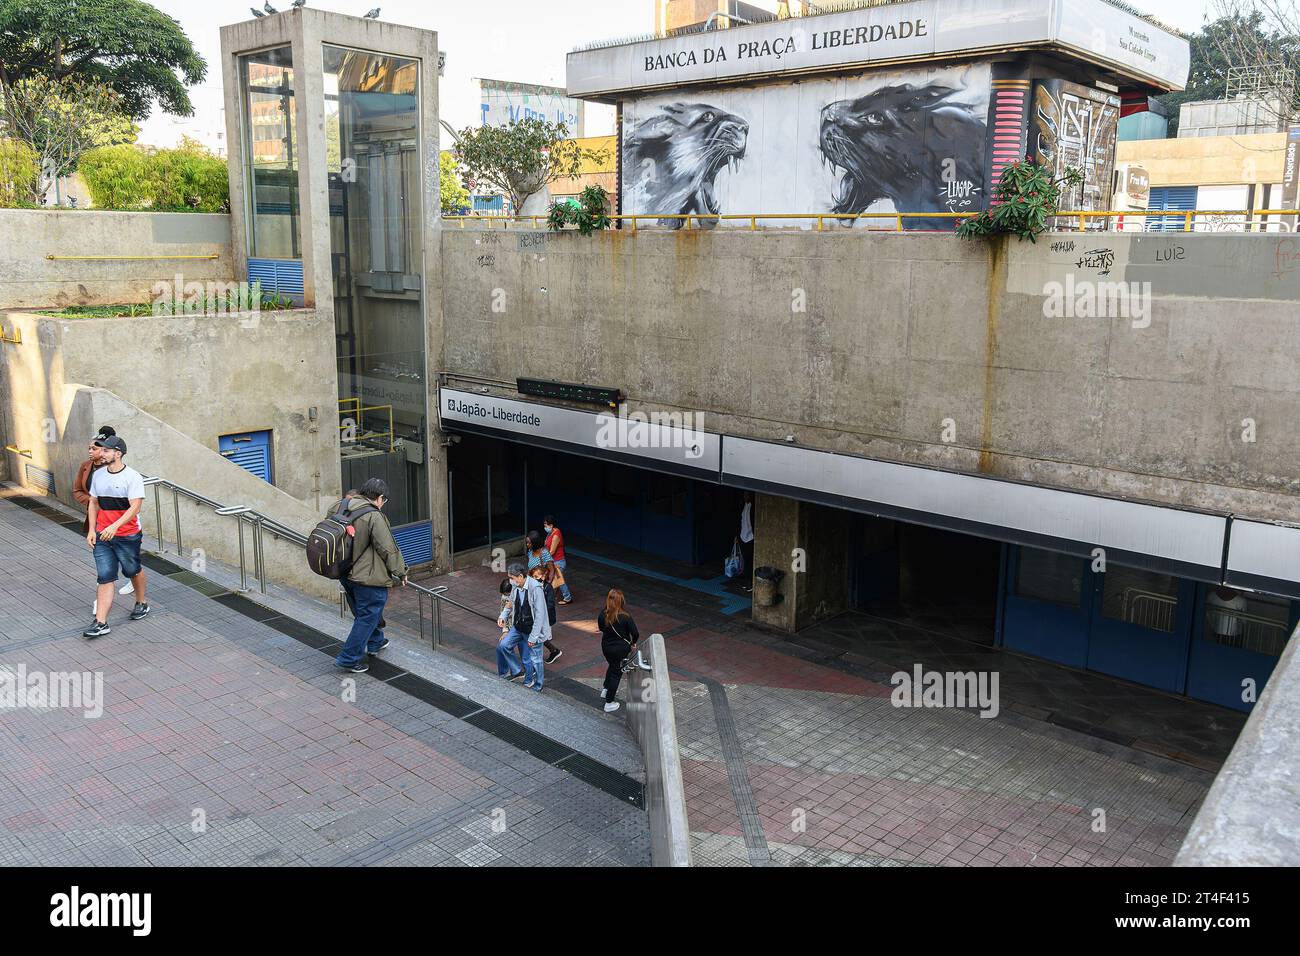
[955,159,1084,243]
[0,138,41,207]
[77,140,229,212]
[546,184,611,236]
[78,144,153,209]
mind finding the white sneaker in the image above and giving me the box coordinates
[603,701,621,713]
[599,687,607,700]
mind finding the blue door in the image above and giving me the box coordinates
[1001,546,1092,668]
[1085,566,1194,693]
[1185,585,1297,711]
[220,430,273,483]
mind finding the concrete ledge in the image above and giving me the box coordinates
[624,634,692,866]
[1176,623,1300,866]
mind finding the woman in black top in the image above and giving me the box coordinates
[597,588,639,713]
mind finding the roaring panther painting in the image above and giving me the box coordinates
[622,103,749,228]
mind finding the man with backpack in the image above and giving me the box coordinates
[327,478,408,674]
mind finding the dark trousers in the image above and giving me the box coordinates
[602,640,629,702]
[337,581,389,667]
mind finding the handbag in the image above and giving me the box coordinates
[724,538,744,578]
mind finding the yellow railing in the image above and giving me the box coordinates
[44,254,221,261]
[443,209,1300,234]
[338,397,395,452]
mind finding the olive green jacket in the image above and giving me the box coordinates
[337,498,408,587]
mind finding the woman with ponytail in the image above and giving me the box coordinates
[596,588,640,713]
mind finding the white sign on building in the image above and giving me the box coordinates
[479,78,586,136]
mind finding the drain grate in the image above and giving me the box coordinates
[463,709,576,765]
[211,592,282,622]
[140,552,185,575]
[263,615,340,650]
[556,753,645,808]
[387,672,481,718]
[164,569,230,597]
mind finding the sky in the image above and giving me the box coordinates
[139,0,1221,151]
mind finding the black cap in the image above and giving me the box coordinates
[94,435,127,455]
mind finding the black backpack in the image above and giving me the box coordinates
[306,501,376,579]
[541,580,557,626]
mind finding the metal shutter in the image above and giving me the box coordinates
[1146,186,1198,233]
[393,521,433,567]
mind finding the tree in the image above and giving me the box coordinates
[452,118,607,214]
[2,74,136,202]
[1159,3,1300,133]
[439,150,469,214]
[0,0,206,121]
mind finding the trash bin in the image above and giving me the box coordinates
[753,566,784,608]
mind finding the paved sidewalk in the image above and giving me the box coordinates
[0,492,649,867]
[409,553,1218,867]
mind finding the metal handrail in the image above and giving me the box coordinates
[141,475,449,648]
[444,209,1300,234]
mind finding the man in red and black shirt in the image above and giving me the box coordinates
[84,435,149,639]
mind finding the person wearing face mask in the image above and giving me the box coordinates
[542,515,573,605]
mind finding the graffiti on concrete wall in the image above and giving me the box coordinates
[1031,79,1121,214]
[620,63,991,229]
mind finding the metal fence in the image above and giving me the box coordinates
[141,475,454,647]
[444,209,1300,233]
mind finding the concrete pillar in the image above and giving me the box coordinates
[751,493,851,633]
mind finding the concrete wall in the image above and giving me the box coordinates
[0,210,233,310]
[623,633,692,866]
[23,385,337,601]
[1177,623,1300,865]
[440,228,1300,525]
[0,308,341,510]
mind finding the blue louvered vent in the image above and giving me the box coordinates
[247,258,306,306]
[219,431,273,483]
[24,464,55,493]
[393,521,434,567]
[1145,186,1198,233]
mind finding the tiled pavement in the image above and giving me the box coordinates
[0,493,650,867]
[402,544,1225,868]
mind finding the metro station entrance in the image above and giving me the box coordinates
[447,433,742,566]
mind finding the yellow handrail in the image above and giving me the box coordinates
[0,325,21,345]
[338,398,395,452]
[44,254,221,261]
[443,209,1300,233]
[4,445,32,457]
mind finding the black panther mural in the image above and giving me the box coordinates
[623,103,749,229]
[819,82,987,227]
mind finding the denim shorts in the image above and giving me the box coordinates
[93,532,144,584]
